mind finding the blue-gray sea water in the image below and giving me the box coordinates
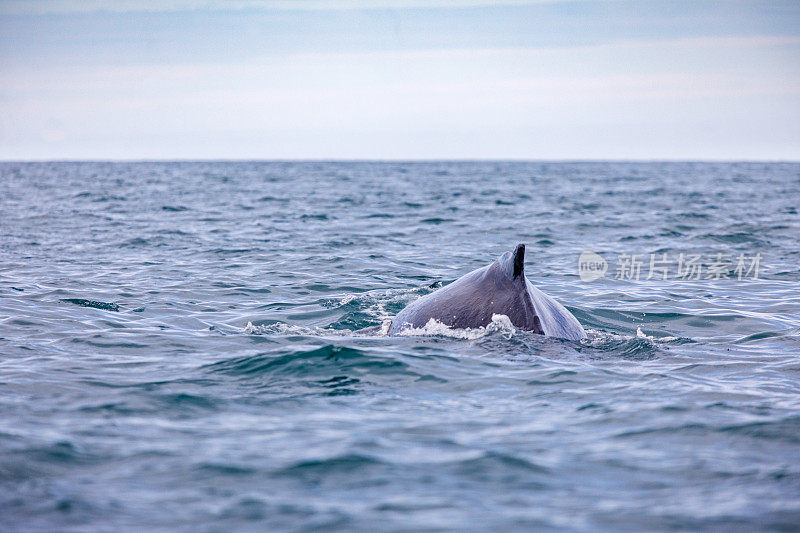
[1,161,799,532]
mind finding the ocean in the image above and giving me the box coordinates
[1,161,799,531]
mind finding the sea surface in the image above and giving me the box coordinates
[1,161,799,532]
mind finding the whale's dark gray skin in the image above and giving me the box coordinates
[388,244,586,340]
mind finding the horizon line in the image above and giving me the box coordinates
[1,158,798,164]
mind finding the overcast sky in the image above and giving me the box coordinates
[1,0,799,160]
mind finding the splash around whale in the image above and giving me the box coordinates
[388,244,586,340]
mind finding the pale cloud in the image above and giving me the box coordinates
[2,35,798,159]
[4,35,798,90]
[0,0,588,15]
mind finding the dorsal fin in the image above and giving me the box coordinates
[513,243,525,278]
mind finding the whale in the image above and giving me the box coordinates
[388,244,586,340]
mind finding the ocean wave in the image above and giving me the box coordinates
[330,287,428,329]
[203,344,409,378]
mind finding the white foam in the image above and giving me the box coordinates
[241,321,340,336]
[395,314,517,340]
[240,319,392,337]
[580,327,681,346]
[636,326,680,342]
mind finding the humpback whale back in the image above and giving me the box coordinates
[389,244,585,340]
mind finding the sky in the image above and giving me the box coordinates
[0,0,799,160]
